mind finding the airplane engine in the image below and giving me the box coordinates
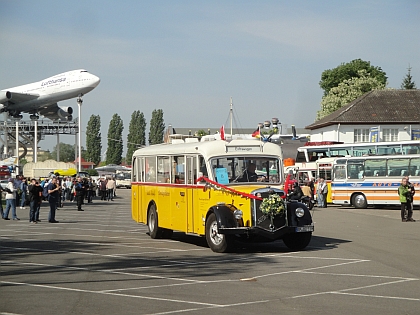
[0,91,12,104]
[57,106,74,120]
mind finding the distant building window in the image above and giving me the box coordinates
[354,129,369,143]
[383,129,398,142]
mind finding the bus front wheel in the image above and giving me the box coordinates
[352,193,367,209]
[205,213,233,253]
[283,232,312,251]
[148,204,163,239]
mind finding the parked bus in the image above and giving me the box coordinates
[131,139,313,253]
[115,170,131,189]
[331,155,420,208]
[316,158,335,203]
[0,165,11,180]
[295,140,420,164]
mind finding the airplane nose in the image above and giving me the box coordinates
[92,75,101,87]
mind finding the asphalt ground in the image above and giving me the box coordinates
[1,190,419,315]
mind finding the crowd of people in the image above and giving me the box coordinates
[1,174,117,223]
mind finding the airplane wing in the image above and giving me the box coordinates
[2,91,39,104]
[38,103,73,121]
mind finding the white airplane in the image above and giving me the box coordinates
[0,69,100,121]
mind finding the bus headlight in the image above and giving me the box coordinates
[233,209,243,220]
[295,208,305,218]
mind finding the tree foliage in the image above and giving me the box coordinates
[401,66,416,89]
[106,114,124,165]
[126,110,146,165]
[85,114,102,165]
[319,59,387,96]
[148,109,165,145]
[317,70,386,120]
[51,142,77,162]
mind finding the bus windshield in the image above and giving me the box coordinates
[210,156,281,184]
[116,172,131,180]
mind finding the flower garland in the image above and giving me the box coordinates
[196,176,263,200]
[259,194,285,216]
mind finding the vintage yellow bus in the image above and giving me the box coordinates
[131,138,314,252]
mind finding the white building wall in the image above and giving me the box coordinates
[310,124,420,143]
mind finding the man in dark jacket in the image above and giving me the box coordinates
[288,182,304,201]
[74,177,85,211]
[28,178,43,223]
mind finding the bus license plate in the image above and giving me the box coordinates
[295,226,314,233]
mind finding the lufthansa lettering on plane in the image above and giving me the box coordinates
[41,77,66,86]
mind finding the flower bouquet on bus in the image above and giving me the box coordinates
[259,194,286,230]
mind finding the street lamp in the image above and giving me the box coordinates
[77,96,83,173]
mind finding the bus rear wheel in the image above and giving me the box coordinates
[352,193,367,209]
[148,204,163,239]
[205,213,233,253]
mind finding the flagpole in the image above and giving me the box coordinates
[230,97,233,138]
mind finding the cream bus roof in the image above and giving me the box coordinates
[133,139,283,159]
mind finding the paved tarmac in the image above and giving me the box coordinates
[1,190,419,315]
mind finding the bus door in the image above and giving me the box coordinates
[157,156,171,228]
[131,157,140,222]
[170,155,189,232]
[185,155,197,233]
[332,160,348,204]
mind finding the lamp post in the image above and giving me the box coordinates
[77,96,83,173]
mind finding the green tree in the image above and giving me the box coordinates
[401,66,416,89]
[85,115,102,165]
[148,109,165,145]
[106,114,124,165]
[126,110,146,165]
[317,70,386,120]
[319,59,387,96]
[51,142,77,162]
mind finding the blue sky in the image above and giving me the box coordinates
[1,0,419,152]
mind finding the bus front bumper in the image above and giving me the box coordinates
[218,225,314,240]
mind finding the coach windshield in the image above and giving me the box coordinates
[210,156,281,184]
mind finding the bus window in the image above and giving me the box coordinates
[377,145,401,155]
[329,147,351,157]
[387,158,409,177]
[353,146,376,156]
[132,158,137,182]
[333,165,346,180]
[199,155,208,177]
[364,159,386,177]
[295,151,307,163]
[409,158,420,176]
[403,144,420,155]
[157,156,171,183]
[347,161,364,179]
[172,156,185,184]
[145,157,156,182]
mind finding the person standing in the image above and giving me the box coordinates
[47,177,60,223]
[20,177,28,209]
[0,183,4,218]
[74,177,85,211]
[399,177,415,222]
[3,178,19,220]
[86,178,94,203]
[28,178,42,223]
[317,178,328,208]
[99,177,107,200]
[14,175,22,210]
[106,177,116,201]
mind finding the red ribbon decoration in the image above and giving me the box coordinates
[196,176,263,201]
